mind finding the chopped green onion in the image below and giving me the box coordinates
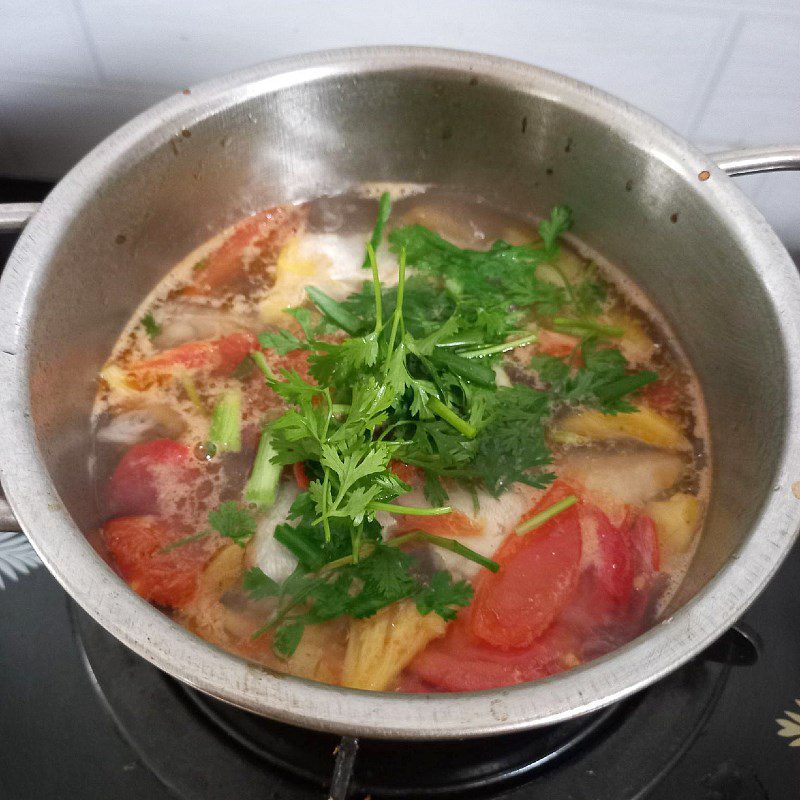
[208,389,242,453]
[306,285,362,335]
[459,332,539,359]
[245,430,281,510]
[427,396,477,439]
[515,495,578,536]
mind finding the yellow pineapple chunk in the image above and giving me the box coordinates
[260,237,331,324]
[342,601,446,691]
[555,406,690,451]
[646,492,700,556]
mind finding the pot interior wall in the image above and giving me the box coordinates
[24,64,787,621]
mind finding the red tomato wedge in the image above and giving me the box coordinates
[107,438,199,518]
[583,505,634,606]
[102,515,216,609]
[469,481,582,649]
[125,331,258,386]
[186,205,305,295]
[407,606,579,691]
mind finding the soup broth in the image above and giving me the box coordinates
[92,189,708,693]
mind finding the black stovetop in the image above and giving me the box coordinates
[1,179,799,800]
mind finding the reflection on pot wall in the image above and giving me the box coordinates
[0,0,798,252]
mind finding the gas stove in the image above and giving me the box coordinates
[1,179,799,800]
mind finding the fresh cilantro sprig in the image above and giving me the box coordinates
[237,194,658,657]
[209,501,257,547]
[530,341,657,415]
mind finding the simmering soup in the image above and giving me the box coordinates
[92,189,708,692]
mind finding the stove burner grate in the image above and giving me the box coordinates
[71,602,737,799]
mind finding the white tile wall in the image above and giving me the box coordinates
[0,0,797,249]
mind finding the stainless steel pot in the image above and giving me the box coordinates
[1,47,799,739]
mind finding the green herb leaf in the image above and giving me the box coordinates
[209,501,257,547]
[258,329,305,355]
[243,566,280,599]
[415,570,474,620]
[141,312,161,339]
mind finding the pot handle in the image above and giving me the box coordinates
[713,146,800,176]
[0,202,41,233]
[0,203,39,532]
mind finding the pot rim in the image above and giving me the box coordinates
[2,46,799,739]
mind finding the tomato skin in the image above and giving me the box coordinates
[102,515,215,609]
[408,606,578,691]
[389,460,422,486]
[187,206,305,295]
[469,481,582,649]
[537,329,580,358]
[396,509,484,539]
[107,439,198,517]
[584,505,634,606]
[624,513,660,576]
[640,378,679,413]
[292,461,310,490]
[126,331,258,384]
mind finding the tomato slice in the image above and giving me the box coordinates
[407,606,579,691]
[469,481,582,649]
[125,331,258,386]
[107,438,199,518]
[583,505,634,606]
[187,206,305,296]
[102,515,217,609]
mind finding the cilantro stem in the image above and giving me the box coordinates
[158,531,210,553]
[386,247,406,358]
[427,396,477,439]
[459,332,539,359]
[515,495,578,535]
[362,191,391,269]
[552,317,624,338]
[318,528,499,573]
[250,351,277,381]
[390,530,500,572]
[367,243,383,334]
[370,501,452,516]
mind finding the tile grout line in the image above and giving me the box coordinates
[70,0,110,84]
[685,10,746,142]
